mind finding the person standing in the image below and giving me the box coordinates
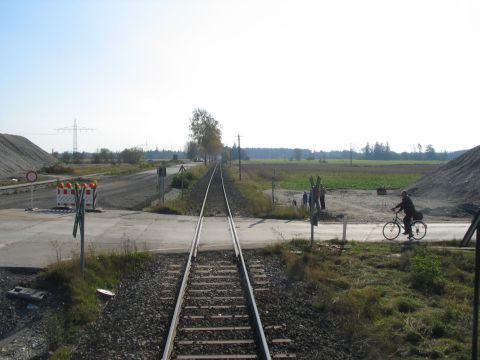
[319,183,326,209]
[391,190,416,238]
[302,191,308,208]
[313,185,321,210]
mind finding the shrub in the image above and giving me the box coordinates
[397,296,420,313]
[42,162,73,174]
[409,254,444,294]
[50,346,72,360]
[171,172,195,189]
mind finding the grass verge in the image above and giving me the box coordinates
[41,160,180,177]
[265,240,474,359]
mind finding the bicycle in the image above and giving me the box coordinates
[382,211,427,241]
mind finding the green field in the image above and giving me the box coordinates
[244,159,445,166]
[234,159,440,191]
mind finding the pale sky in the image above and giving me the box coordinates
[1,0,479,154]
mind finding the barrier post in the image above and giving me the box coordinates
[73,186,86,279]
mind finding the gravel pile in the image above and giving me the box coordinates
[409,145,480,207]
[0,134,56,179]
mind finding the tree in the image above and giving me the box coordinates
[417,143,423,160]
[100,148,113,163]
[185,141,200,160]
[363,142,372,160]
[189,108,222,165]
[61,151,71,163]
[373,142,383,160]
[71,152,86,163]
[425,144,436,160]
[293,148,302,161]
[120,147,143,164]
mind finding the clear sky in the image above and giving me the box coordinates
[1,0,479,154]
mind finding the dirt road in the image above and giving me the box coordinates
[271,188,473,223]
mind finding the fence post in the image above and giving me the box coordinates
[473,222,480,360]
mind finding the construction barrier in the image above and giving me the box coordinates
[56,181,97,209]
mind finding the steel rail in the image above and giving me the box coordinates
[161,163,218,360]
[220,167,272,360]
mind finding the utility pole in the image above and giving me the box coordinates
[56,119,94,154]
[350,143,353,166]
[238,134,242,181]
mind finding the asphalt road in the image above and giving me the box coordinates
[0,163,198,210]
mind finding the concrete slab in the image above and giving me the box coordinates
[0,208,472,268]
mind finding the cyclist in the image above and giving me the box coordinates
[391,190,416,238]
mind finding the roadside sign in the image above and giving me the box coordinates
[25,171,37,211]
[26,171,37,183]
[158,167,167,177]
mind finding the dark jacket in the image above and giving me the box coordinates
[395,196,415,216]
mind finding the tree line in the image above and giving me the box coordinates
[244,144,465,161]
[53,111,467,165]
[53,147,146,165]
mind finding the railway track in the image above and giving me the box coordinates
[162,163,295,360]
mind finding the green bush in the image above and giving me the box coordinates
[171,172,195,189]
[42,162,73,174]
[397,296,420,313]
[50,346,72,360]
[409,254,444,294]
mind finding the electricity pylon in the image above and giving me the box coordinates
[56,119,94,153]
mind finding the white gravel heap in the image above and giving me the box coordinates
[0,133,56,179]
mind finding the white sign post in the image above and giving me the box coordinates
[25,170,38,211]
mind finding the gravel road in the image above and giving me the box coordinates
[270,188,473,224]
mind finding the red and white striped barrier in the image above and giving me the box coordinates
[56,181,97,209]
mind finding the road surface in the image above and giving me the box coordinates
[0,163,198,210]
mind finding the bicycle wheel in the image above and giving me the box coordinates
[383,221,401,240]
[412,221,427,240]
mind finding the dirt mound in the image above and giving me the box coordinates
[0,134,56,179]
[408,145,480,210]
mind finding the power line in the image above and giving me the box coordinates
[56,119,94,153]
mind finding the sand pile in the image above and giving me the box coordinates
[0,134,56,179]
